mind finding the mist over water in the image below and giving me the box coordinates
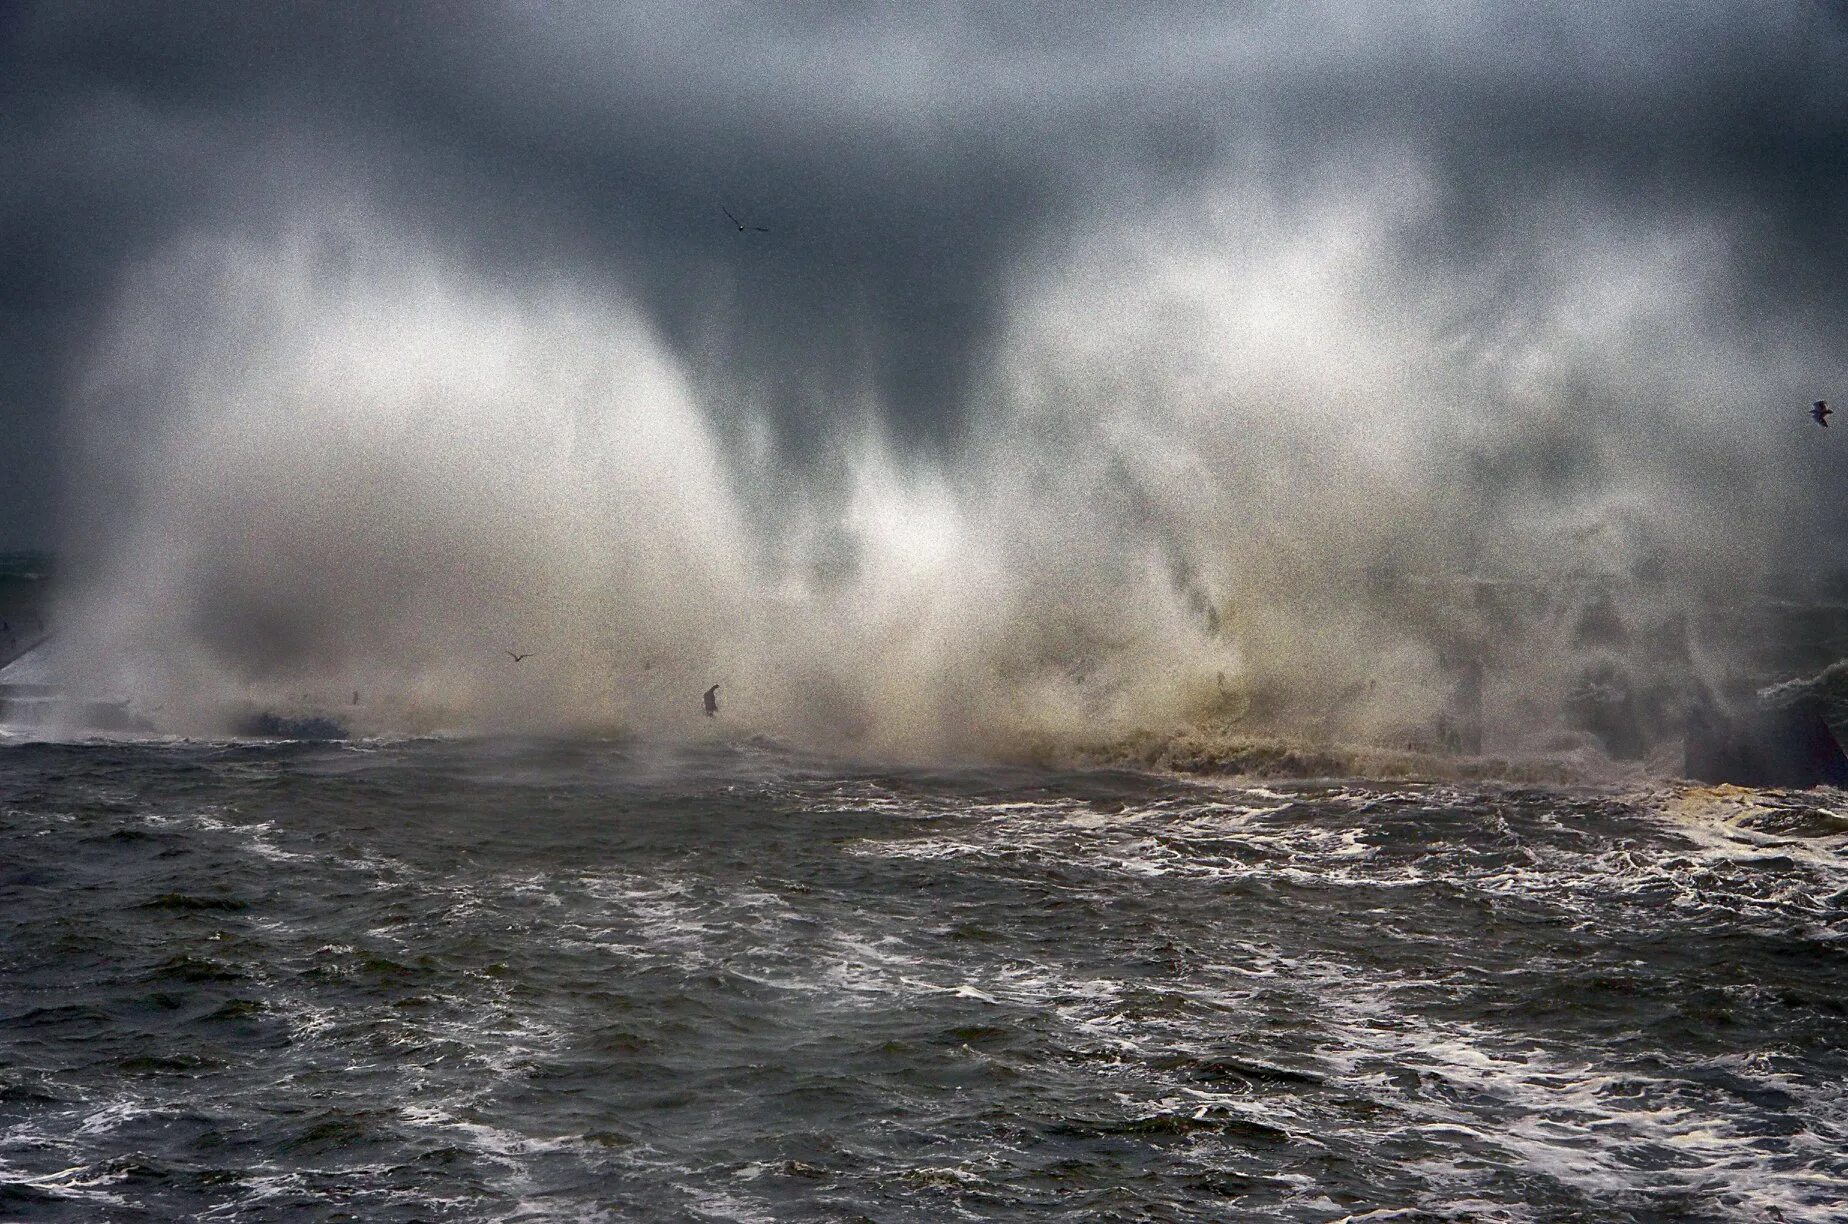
[50,160,1830,762]
[11,12,1848,1224]
[4,3,1833,764]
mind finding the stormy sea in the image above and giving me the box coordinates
[3,732,1844,1223]
[13,0,1848,1218]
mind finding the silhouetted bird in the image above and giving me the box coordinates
[704,684,720,717]
[1814,400,1832,427]
[506,651,534,663]
[722,206,769,233]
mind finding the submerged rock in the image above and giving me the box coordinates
[242,712,349,741]
[1685,664,1848,788]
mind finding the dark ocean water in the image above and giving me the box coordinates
[2,734,1845,1222]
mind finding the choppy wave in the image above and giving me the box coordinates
[2,736,1844,1220]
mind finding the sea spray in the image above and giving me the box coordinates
[52,186,1812,761]
[55,208,1239,753]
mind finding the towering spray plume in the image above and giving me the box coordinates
[57,207,1246,753]
[54,166,1817,760]
[8,2,1843,759]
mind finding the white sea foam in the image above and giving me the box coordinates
[834,781,1848,1217]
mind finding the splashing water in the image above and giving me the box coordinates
[50,184,1819,762]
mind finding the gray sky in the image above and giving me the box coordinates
[4,0,1846,558]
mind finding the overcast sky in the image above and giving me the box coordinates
[4,0,1845,560]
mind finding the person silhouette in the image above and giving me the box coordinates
[703,684,720,717]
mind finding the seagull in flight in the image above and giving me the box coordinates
[506,651,535,663]
[722,205,769,234]
[1813,400,1832,427]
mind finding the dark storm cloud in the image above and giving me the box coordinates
[4,0,1847,547]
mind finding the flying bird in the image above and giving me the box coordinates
[721,205,769,233]
[1813,400,1832,427]
[506,651,534,663]
[703,684,720,717]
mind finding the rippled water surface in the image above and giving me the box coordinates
[2,735,1845,1221]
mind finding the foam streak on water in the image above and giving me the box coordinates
[2,737,1844,1221]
